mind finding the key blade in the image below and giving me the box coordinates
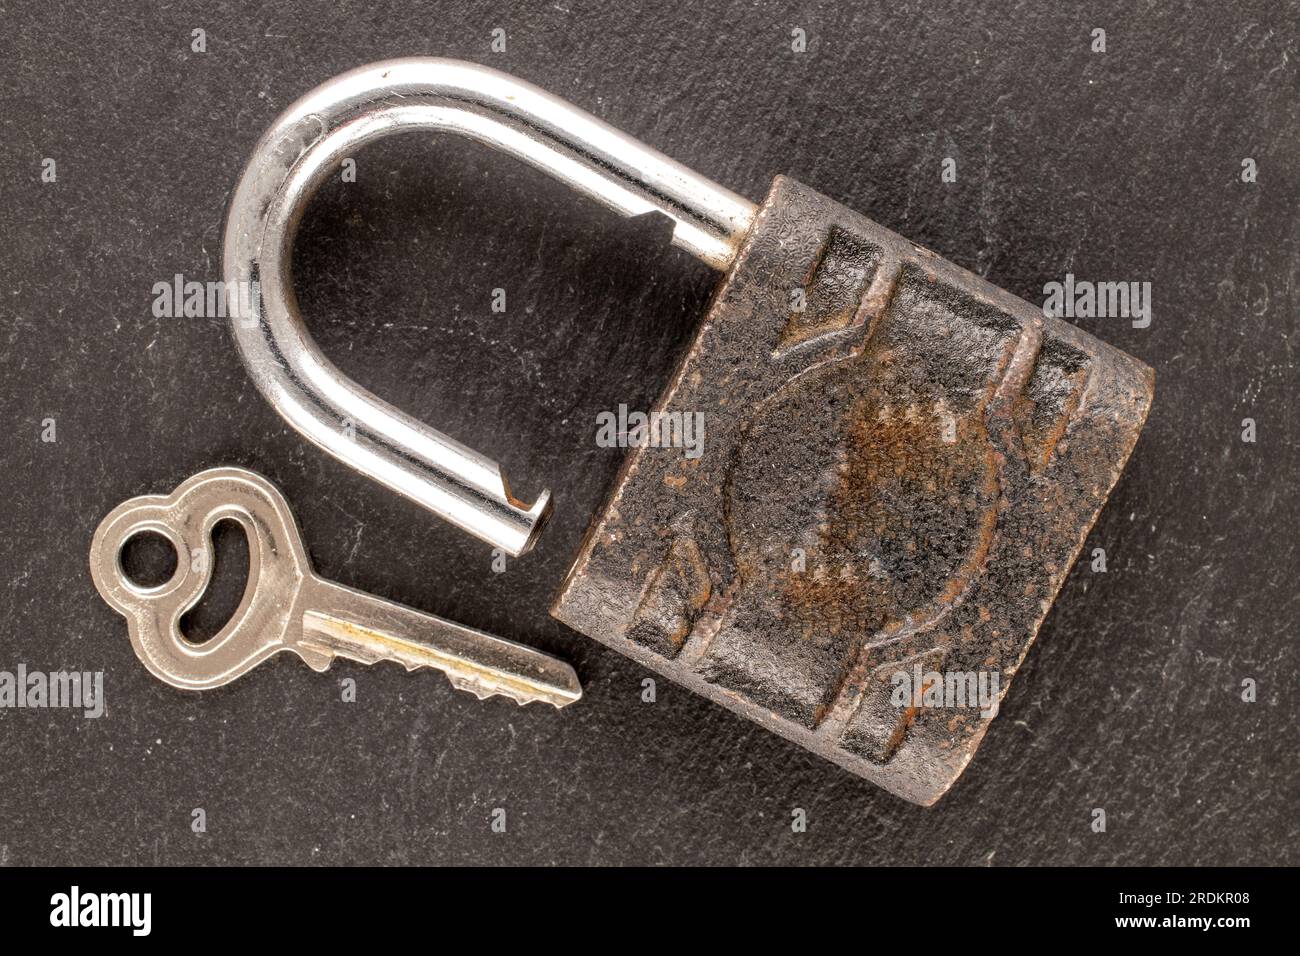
[297,580,582,708]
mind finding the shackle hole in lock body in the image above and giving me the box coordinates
[224,57,757,556]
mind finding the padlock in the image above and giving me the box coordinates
[225,59,1153,805]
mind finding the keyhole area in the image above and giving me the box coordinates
[181,519,251,645]
[119,531,178,590]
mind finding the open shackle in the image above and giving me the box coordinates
[223,57,757,556]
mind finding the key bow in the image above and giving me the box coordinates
[89,467,309,690]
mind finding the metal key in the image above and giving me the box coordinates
[88,467,581,707]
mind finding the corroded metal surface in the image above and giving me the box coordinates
[553,177,1154,805]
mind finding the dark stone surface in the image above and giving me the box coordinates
[0,0,1295,864]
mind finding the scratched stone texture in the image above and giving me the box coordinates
[0,0,1295,865]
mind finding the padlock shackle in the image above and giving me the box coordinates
[224,58,756,556]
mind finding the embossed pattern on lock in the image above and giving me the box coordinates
[552,177,1154,805]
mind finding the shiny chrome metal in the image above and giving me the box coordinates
[90,467,582,707]
[224,57,756,556]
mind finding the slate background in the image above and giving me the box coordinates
[1,1,1296,866]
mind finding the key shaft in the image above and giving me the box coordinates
[297,577,581,708]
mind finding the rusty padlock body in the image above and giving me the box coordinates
[553,178,1152,804]
[226,59,1153,805]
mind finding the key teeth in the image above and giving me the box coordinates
[444,672,535,707]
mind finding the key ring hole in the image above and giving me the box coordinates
[118,530,180,593]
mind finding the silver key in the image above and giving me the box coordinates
[89,467,581,707]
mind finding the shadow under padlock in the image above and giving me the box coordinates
[225,57,1153,805]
